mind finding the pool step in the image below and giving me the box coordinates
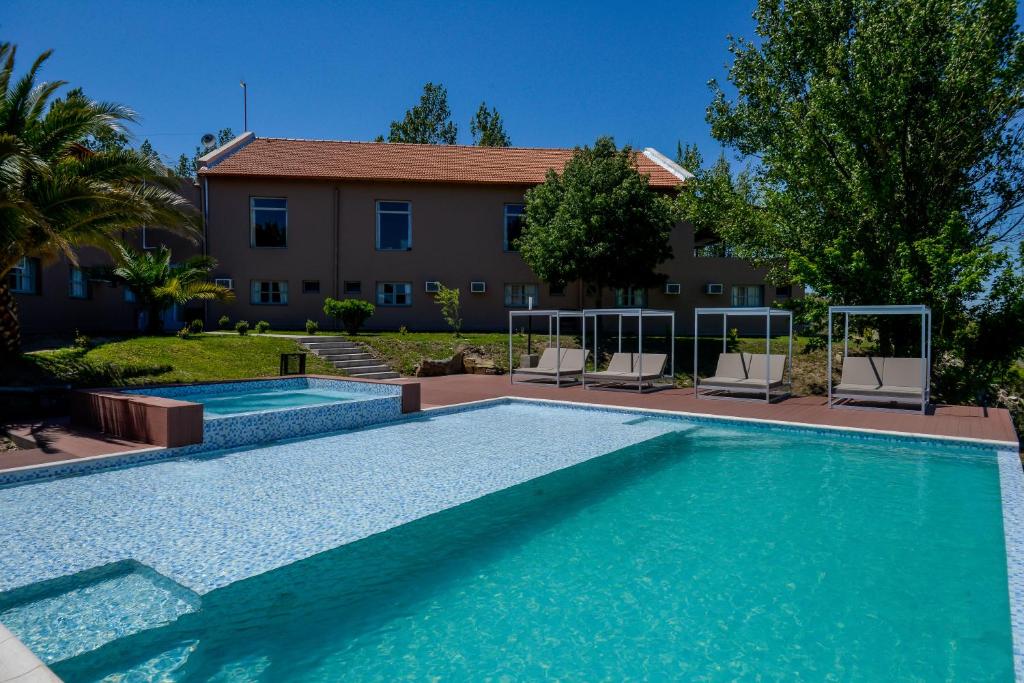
[296,336,401,379]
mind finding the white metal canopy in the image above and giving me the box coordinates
[580,308,676,391]
[693,307,794,402]
[508,309,586,385]
[827,304,932,414]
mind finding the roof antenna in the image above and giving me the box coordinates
[240,80,248,132]
[201,133,217,151]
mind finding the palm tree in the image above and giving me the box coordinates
[113,244,234,334]
[0,43,198,354]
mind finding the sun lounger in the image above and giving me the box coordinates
[833,356,925,403]
[698,353,749,389]
[697,352,790,400]
[736,353,788,388]
[513,348,589,385]
[584,353,668,391]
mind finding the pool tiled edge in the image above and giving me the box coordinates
[998,449,1024,681]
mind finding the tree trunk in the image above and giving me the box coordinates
[146,303,164,334]
[0,280,21,356]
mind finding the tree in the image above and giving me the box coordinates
[434,284,462,336]
[518,137,677,304]
[0,43,198,354]
[470,103,510,147]
[113,244,234,334]
[687,0,1024,399]
[384,82,458,144]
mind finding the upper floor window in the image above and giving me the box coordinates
[731,285,764,308]
[251,197,288,248]
[8,257,38,294]
[376,201,411,250]
[504,204,525,251]
[614,287,647,308]
[69,266,88,299]
[775,285,793,299]
[377,282,412,306]
[251,280,288,305]
[344,280,362,296]
[693,242,735,258]
[504,283,538,308]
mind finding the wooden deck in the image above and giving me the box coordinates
[418,375,1020,446]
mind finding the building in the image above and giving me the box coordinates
[197,133,795,333]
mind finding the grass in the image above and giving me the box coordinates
[4,334,344,388]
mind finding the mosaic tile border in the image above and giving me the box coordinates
[125,376,401,400]
[998,449,1024,682]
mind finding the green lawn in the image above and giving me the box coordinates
[6,334,344,387]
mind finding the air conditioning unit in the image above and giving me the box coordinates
[704,283,724,295]
[214,278,234,290]
[664,282,681,295]
[424,280,441,293]
[470,281,487,294]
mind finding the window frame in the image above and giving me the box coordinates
[730,284,765,308]
[68,266,88,300]
[376,281,413,307]
[503,283,539,308]
[343,280,363,296]
[375,200,413,251]
[301,279,321,294]
[503,203,526,252]
[8,257,38,294]
[614,286,647,308]
[250,279,289,306]
[249,197,289,249]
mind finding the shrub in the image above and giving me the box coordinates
[218,315,231,330]
[434,284,462,337]
[323,297,375,335]
[176,326,190,339]
[305,319,319,335]
[235,320,249,335]
[73,330,92,350]
[399,325,408,336]
[254,320,271,334]
[188,318,204,334]
[726,327,740,351]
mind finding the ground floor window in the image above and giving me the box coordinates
[504,283,539,308]
[124,287,137,303]
[614,287,646,307]
[68,266,88,299]
[377,282,412,306]
[302,280,320,294]
[8,257,38,294]
[549,282,566,297]
[775,285,792,299]
[731,284,764,307]
[344,281,362,296]
[251,280,288,305]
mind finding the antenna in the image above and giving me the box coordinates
[201,133,217,151]
[240,80,248,131]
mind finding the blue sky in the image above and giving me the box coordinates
[1,1,756,169]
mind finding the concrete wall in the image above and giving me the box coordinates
[203,176,798,334]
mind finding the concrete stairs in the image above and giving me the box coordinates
[296,336,400,379]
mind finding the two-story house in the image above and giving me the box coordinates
[197,133,794,333]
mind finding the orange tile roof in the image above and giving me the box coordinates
[199,137,687,188]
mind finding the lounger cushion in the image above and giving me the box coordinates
[839,357,884,388]
[518,348,589,375]
[881,358,925,389]
[743,353,787,384]
[711,353,746,381]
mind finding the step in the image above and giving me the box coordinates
[319,352,373,362]
[331,357,380,368]
[295,336,347,344]
[347,370,401,380]
[338,363,392,374]
[303,341,360,350]
[309,348,364,357]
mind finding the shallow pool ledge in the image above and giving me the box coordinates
[0,623,61,682]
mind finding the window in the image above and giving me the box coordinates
[693,242,735,258]
[251,280,288,305]
[302,280,320,294]
[250,197,288,248]
[376,201,412,250]
[504,283,539,308]
[731,285,764,307]
[377,282,412,306]
[8,257,37,294]
[504,204,525,251]
[68,267,88,299]
[614,287,647,307]
[775,285,793,299]
[549,282,566,296]
[123,287,137,303]
[343,280,362,296]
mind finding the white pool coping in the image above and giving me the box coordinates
[0,624,60,682]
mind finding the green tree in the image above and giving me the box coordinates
[470,102,510,147]
[434,284,462,336]
[518,137,677,305]
[113,244,234,334]
[687,0,1024,399]
[384,82,457,144]
[0,43,198,354]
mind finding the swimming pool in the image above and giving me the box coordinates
[166,387,370,416]
[0,401,1018,680]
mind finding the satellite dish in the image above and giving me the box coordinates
[201,133,217,150]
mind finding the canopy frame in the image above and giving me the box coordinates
[580,308,676,393]
[508,309,586,386]
[827,304,932,414]
[693,307,794,403]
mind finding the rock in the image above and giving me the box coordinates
[463,354,497,375]
[414,350,465,377]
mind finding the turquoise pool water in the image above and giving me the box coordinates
[43,418,1012,681]
[171,388,366,416]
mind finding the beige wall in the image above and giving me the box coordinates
[202,176,798,334]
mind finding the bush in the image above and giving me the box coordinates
[176,326,190,339]
[235,320,249,335]
[73,330,92,350]
[323,297,375,335]
[254,320,271,334]
[435,284,462,337]
[305,319,319,335]
[218,315,231,330]
[188,318,204,334]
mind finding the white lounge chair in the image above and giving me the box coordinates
[584,352,668,392]
[513,348,589,386]
[697,352,790,401]
[698,353,749,389]
[833,356,926,406]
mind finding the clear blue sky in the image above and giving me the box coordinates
[1,0,756,168]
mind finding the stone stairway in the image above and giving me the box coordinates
[296,336,400,379]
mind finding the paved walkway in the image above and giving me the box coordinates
[418,374,1020,445]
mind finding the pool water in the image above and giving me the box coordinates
[172,388,368,416]
[38,414,1012,681]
